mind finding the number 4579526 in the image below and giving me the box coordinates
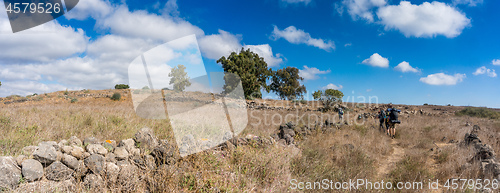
[5,2,61,14]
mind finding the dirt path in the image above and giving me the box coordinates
[376,139,405,179]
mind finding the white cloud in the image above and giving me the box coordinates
[162,0,180,17]
[0,9,88,63]
[281,0,311,5]
[0,81,81,97]
[473,66,497,77]
[97,6,204,42]
[322,83,343,90]
[362,53,389,68]
[492,59,500,66]
[419,73,466,85]
[337,0,387,22]
[299,65,331,80]
[344,43,352,47]
[271,25,335,51]
[377,1,470,38]
[243,44,284,67]
[394,61,420,73]
[198,29,242,60]
[452,0,483,7]
[366,89,372,92]
[64,0,114,20]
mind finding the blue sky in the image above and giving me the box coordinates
[0,0,499,107]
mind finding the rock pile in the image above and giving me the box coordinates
[0,127,179,191]
[462,125,500,181]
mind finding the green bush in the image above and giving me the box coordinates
[71,98,78,103]
[114,84,129,89]
[111,93,121,101]
[455,107,500,119]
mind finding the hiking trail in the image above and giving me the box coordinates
[376,139,405,179]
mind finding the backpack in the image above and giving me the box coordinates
[390,109,400,123]
[339,109,344,115]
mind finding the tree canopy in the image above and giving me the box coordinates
[168,64,191,92]
[313,89,344,111]
[270,67,306,100]
[114,84,129,89]
[217,48,272,99]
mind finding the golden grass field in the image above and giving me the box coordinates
[1,89,499,192]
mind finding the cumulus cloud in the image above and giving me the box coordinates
[394,61,420,73]
[344,43,352,47]
[198,29,242,60]
[337,0,387,22]
[473,66,497,77]
[0,8,88,63]
[452,0,483,7]
[419,73,466,85]
[271,25,335,51]
[322,83,343,90]
[362,53,389,68]
[243,44,284,67]
[64,0,114,20]
[0,81,82,97]
[377,1,470,38]
[299,65,331,80]
[492,59,500,66]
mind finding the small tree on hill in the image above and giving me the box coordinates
[217,48,272,99]
[115,84,129,89]
[168,64,191,92]
[270,67,306,100]
[313,89,344,111]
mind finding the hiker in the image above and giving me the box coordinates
[386,106,401,139]
[378,108,386,130]
[338,107,344,122]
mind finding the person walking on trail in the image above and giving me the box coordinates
[338,107,344,122]
[378,108,386,131]
[386,106,401,139]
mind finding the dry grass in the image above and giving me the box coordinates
[1,90,500,192]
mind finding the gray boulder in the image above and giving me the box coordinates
[44,161,74,181]
[61,154,79,170]
[33,143,58,166]
[83,137,98,146]
[86,144,108,155]
[68,136,82,146]
[21,159,43,182]
[114,147,129,161]
[83,174,104,191]
[15,155,27,167]
[152,140,178,165]
[61,146,73,154]
[0,156,22,190]
[118,139,140,156]
[70,146,84,159]
[21,146,38,157]
[84,154,105,175]
[134,127,159,150]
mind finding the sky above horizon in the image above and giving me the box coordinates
[0,0,499,107]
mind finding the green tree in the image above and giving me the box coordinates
[270,67,306,100]
[168,64,191,92]
[114,84,129,89]
[313,89,344,111]
[217,48,272,99]
[0,81,2,87]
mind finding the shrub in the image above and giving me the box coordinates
[115,84,130,89]
[71,98,78,103]
[111,93,121,101]
[455,107,500,119]
[142,86,150,90]
[64,90,69,95]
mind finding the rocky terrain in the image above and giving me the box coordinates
[0,89,499,192]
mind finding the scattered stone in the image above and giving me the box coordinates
[83,174,104,190]
[475,144,496,161]
[58,140,68,149]
[68,136,82,146]
[15,155,27,167]
[39,141,59,151]
[118,139,140,156]
[61,146,73,154]
[33,143,58,166]
[151,140,178,166]
[70,146,84,160]
[21,146,38,157]
[56,151,63,162]
[84,154,105,175]
[472,125,481,134]
[102,140,115,152]
[45,161,74,181]
[61,154,79,170]
[86,144,108,155]
[105,162,120,184]
[21,159,43,182]
[105,153,116,163]
[464,133,481,146]
[134,127,158,150]
[0,156,22,190]
[83,152,91,159]
[114,147,129,161]
[83,137,98,146]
